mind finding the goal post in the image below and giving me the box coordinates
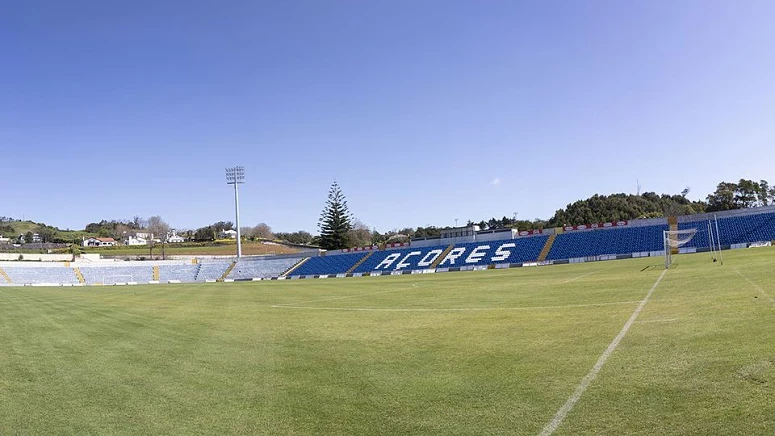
[663,228,698,269]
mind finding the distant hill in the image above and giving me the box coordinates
[0,219,90,243]
[546,192,707,227]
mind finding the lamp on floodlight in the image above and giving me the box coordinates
[226,166,245,259]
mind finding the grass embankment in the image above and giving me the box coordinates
[0,248,772,434]
[80,240,302,257]
[0,220,90,242]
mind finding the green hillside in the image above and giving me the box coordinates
[0,219,90,244]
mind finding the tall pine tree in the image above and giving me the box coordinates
[318,181,353,250]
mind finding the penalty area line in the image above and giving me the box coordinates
[559,269,605,284]
[733,267,775,304]
[538,269,667,436]
[269,300,642,312]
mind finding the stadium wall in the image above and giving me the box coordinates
[0,253,72,262]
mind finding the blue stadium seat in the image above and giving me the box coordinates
[546,225,668,260]
[680,212,775,248]
[3,267,79,285]
[355,236,549,273]
[80,266,153,284]
[439,236,548,267]
[291,252,367,276]
[354,246,448,273]
[196,262,231,281]
[159,264,199,282]
[229,258,301,279]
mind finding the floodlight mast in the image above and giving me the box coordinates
[226,166,245,259]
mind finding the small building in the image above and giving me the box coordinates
[83,237,117,247]
[0,235,10,243]
[219,229,238,239]
[166,229,185,243]
[124,235,147,246]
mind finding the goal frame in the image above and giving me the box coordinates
[663,228,699,269]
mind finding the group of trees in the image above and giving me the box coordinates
[240,223,274,240]
[546,192,707,227]
[193,221,234,241]
[315,183,464,249]
[0,223,14,236]
[84,217,145,239]
[314,182,397,249]
[543,178,774,227]
[706,179,775,211]
[274,230,314,245]
[467,217,549,232]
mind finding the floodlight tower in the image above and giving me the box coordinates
[225,166,245,259]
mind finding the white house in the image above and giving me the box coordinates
[124,235,147,246]
[219,229,238,239]
[166,229,185,243]
[83,237,117,247]
[0,235,10,243]
[17,234,41,243]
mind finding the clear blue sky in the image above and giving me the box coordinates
[2,1,774,233]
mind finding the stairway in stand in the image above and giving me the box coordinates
[281,258,309,277]
[429,245,455,269]
[537,234,557,262]
[0,267,11,284]
[193,264,203,281]
[346,251,373,274]
[219,261,237,281]
[73,267,85,284]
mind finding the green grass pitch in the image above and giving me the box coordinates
[1,248,773,434]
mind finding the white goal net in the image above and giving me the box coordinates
[663,228,698,269]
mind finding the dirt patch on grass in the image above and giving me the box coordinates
[736,358,774,385]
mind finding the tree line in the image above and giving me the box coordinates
[705,179,774,211]
[5,177,773,250]
[312,178,775,250]
[545,178,774,227]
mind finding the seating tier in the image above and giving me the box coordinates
[290,253,367,276]
[546,225,668,260]
[229,258,301,279]
[3,267,79,285]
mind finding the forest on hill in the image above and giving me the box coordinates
[363,178,775,245]
[468,178,774,231]
[546,178,773,226]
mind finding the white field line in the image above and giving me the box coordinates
[733,267,775,304]
[273,282,419,306]
[270,300,641,312]
[559,269,604,284]
[539,269,667,436]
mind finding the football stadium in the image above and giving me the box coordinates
[5,2,775,435]
[1,206,774,434]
